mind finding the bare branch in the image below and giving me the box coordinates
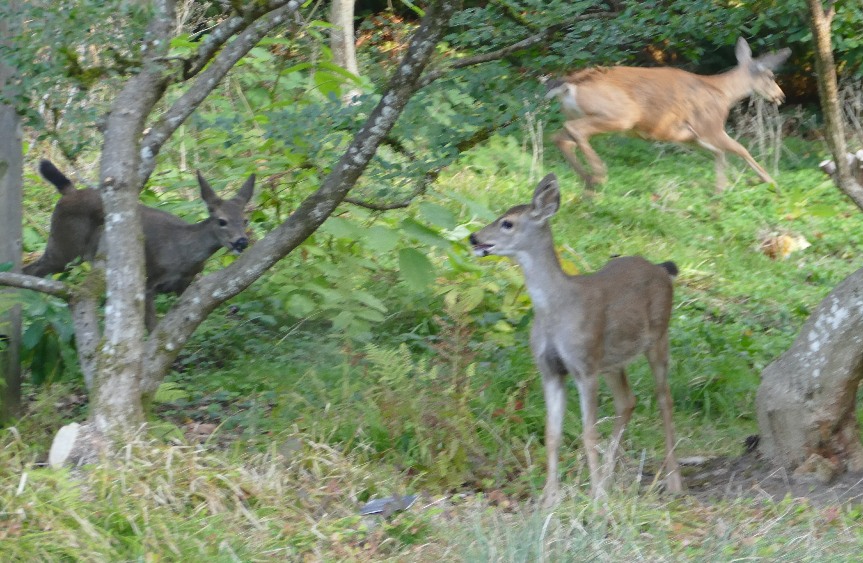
[0,272,70,298]
[343,117,517,211]
[344,170,440,210]
[139,2,302,185]
[417,29,554,89]
[183,1,300,78]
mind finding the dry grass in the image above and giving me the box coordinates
[3,422,863,562]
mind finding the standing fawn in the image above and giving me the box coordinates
[546,37,791,192]
[470,173,682,506]
[25,160,255,331]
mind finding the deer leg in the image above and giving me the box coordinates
[561,121,608,188]
[575,374,604,498]
[711,132,776,188]
[553,130,596,190]
[602,368,636,471]
[540,369,567,509]
[646,333,683,493]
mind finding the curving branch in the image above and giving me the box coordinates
[344,169,441,211]
[138,1,302,186]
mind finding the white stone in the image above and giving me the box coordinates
[48,422,81,468]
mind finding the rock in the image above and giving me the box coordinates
[48,422,81,468]
[47,422,105,468]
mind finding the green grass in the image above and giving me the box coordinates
[7,130,863,559]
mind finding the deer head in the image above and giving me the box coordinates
[737,37,791,104]
[196,171,254,254]
[470,174,560,259]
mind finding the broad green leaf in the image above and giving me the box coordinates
[22,320,47,350]
[286,293,316,317]
[400,218,450,249]
[419,202,457,230]
[399,248,435,292]
[320,216,362,240]
[363,225,400,254]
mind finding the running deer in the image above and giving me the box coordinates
[25,160,255,331]
[546,37,791,192]
[470,173,682,505]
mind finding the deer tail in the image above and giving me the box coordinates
[658,261,679,278]
[38,160,74,194]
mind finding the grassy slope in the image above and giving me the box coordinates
[4,132,863,560]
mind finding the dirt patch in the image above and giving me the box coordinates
[681,450,863,506]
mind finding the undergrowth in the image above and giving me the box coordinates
[7,130,863,559]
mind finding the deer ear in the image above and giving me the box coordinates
[196,171,221,208]
[233,174,255,205]
[531,173,560,220]
[735,37,752,64]
[755,48,791,71]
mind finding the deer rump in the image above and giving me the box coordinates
[25,160,255,330]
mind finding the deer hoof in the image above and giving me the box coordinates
[585,175,607,189]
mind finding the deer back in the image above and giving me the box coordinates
[23,161,104,277]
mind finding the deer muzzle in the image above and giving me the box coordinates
[469,233,494,257]
[231,237,249,253]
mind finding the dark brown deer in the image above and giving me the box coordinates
[470,173,682,506]
[546,38,791,192]
[25,160,255,330]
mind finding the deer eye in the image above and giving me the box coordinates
[501,220,514,231]
[218,218,228,227]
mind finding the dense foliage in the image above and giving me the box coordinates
[3,1,863,557]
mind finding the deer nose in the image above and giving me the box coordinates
[469,233,477,245]
[232,237,249,252]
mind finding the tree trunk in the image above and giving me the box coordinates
[0,4,22,423]
[330,0,362,103]
[88,1,176,436]
[807,0,863,210]
[756,267,863,473]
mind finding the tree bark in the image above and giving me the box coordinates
[757,267,863,473]
[0,3,22,423]
[807,0,863,210]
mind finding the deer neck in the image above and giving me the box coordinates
[707,66,753,106]
[512,228,570,313]
[175,219,224,265]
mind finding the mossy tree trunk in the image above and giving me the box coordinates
[0,2,22,424]
[757,268,863,473]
